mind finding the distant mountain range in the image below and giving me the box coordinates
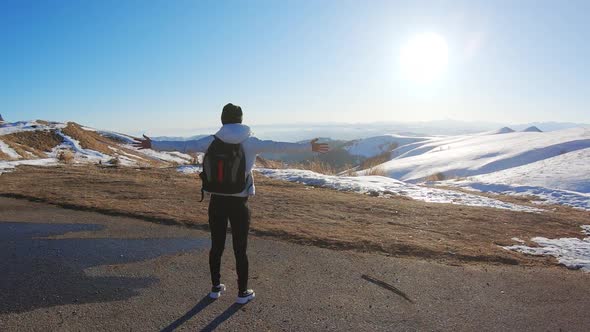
[151,135,208,141]
[143,120,588,142]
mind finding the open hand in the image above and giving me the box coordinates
[311,138,329,153]
[132,134,152,150]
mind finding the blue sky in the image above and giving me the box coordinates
[2,0,589,134]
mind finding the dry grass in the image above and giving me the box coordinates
[320,148,398,177]
[288,160,337,175]
[359,150,395,170]
[57,151,75,164]
[426,172,446,181]
[1,130,64,158]
[0,149,10,160]
[365,166,388,176]
[61,122,165,167]
[12,143,46,158]
[257,156,355,176]
[61,123,116,156]
[1,166,589,269]
[108,156,121,167]
[255,156,285,169]
[339,166,358,177]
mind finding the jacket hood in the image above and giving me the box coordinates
[215,124,251,144]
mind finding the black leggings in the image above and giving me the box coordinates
[208,194,251,293]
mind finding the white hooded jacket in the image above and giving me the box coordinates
[152,124,311,197]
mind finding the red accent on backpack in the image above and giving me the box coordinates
[217,160,224,182]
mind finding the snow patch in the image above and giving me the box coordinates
[511,237,525,244]
[257,168,541,212]
[54,132,111,163]
[107,146,147,162]
[0,158,59,174]
[0,140,20,159]
[177,165,202,174]
[504,225,590,272]
[98,130,137,144]
[345,135,429,158]
[447,182,590,211]
[116,155,139,167]
[129,146,192,164]
[0,120,66,136]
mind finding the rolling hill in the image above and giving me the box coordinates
[3,119,589,209]
[338,126,590,209]
[343,134,431,158]
[0,120,193,173]
[251,125,590,210]
[360,127,590,183]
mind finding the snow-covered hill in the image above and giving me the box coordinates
[152,134,208,141]
[246,125,589,211]
[362,127,589,181]
[354,127,590,209]
[0,120,193,174]
[344,134,431,158]
[451,147,590,193]
[443,147,590,210]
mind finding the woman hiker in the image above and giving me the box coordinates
[133,103,329,304]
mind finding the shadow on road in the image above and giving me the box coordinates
[200,303,242,332]
[160,296,215,332]
[0,222,208,314]
[160,298,242,332]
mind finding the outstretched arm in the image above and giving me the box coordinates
[310,138,330,153]
[133,135,214,153]
[251,137,329,154]
[132,135,153,150]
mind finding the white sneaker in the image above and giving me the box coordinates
[209,284,226,299]
[236,289,255,304]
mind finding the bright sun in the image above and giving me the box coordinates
[399,33,449,83]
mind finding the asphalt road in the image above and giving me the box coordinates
[1,197,589,331]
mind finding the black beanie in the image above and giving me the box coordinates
[221,103,243,124]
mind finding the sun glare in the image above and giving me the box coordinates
[399,33,449,83]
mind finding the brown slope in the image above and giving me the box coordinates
[0,130,64,159]
[0,149,10,160]
[61,122,167,166]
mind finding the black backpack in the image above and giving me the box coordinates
[199,136,247,201]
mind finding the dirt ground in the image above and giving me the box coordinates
[1,165,588,268]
